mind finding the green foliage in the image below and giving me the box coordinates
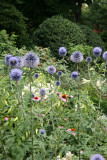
[0,30,29,61]
[33,15,86,57]
[81,1,107,49]
[79,25,105,49]
[0,30,17,57]
[0,1,29,47]
[68,43,93,57]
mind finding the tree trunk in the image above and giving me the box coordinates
[75,0,82,23]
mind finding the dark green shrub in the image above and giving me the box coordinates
[0,1,29,47]
[33,15,86,57]
[79,25,105,49]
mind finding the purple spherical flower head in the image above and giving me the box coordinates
[10,68,22,81]
[103,51,107,60]
[71,71,79,80]
[90,154,104,160]
[93,47,102,56]
[32,94,35,98]
[70,51,83,63]
[34,73,39,79]
[55,81,61,86]
[9,57,18,68]
[39,129,45,135]
[24,52,39,68]
[47,66,56,74]
[39,88,47,96]
[59,47,67,56]
[86,57,92,63]
[57,71,63,76]
[5,55,13,65]
[17,57,24,68]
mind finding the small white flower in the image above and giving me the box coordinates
[82,78,90,84]
[66,151,72,159]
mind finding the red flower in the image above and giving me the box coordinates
[33,96,41,101]
[62,94,67,99]
[71,128,76,131]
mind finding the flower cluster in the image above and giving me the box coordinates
[17,57,24,68]
[39,129,45,135]
[10,69,23,81]
[103,51,107,60]
[55,81,61,86]
[57,92,73,102]
[86,57,92,63]
[34,73,39,79]
[59,47,67,56]
[71,71,79,80]
[93,47,102,56]
[39,88,47,96]
[90,154,104,160]
[57,71,63,76]
[24,52,39,68]
[9,57,18,68]
[70,51,83,63]
[5,55,13,65]
[47,66,56,74]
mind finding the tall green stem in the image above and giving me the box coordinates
[16,81,26,117]
[29,68,34,160]
[88,63,100,95]
[77,63,79,72]
[77,85,80,160]
[104,60,107,77]
[8,66,13,91]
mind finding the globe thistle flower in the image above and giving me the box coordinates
[103,51,107,60]
[5,55,13,65]
[55,81,61,86]
[57,71,63,76]
[31,94,35,98]
[86,57,92,63]
[39,129,45,135]
[10,69,22,81]
[24,52,39,68]
[90,154,104,160]
[34,73,39,79]
[71,71,79,80]
[70,51,83,63]
[59,47,67,56]
[9,57,18,68]
[93,47,102,56]
[17,57,24,68]
[47,66,56,74]
[39,88,47,96]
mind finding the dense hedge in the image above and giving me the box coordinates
[79,25,105,49]
[33,15,86,56]
[0,1,29,47]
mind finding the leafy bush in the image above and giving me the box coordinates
[0,30,17,56]
[68,43,93,57]
[0,1,29,47]
[0,30,29,61]
[79,25,105,49]
[33,15,86,57]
